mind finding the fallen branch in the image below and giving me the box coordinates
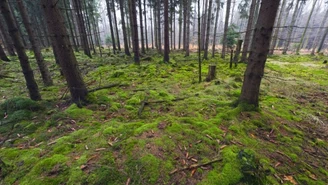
[169,157,222,175]
[138,96,149,118]
[88,83,129,93]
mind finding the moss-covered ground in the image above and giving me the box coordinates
[0,50,327,184]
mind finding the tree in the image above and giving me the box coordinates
[283,0,301,54]
[0,14,15,56]
[0,0,41,101]
[105,0,117,54]
[139,0,146,54]
[16,0,53,87]
[269,0,287,55]
[296,0,317,54]
[198,0,201,83]
[119,0,131,56]
[240,0,256,62]
[63,0,79,52]
[0,43,10,62]
[212,0,221,58]
[157,0,162,53]
[203,0,213,60]
[311,8,328,55]
[112,0,121,51]
[144,0,149,50]
[185,0,191,56]
[221,0,231,59]
[239,0,281,107]
[72,0,92,57]
[164,0,169,62]
[41,0,88,104]
[130,0,140,64]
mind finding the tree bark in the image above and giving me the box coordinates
[178,1,182,49]
[83,0,96,54]
[41,0,88,104]
[157,0,162,53]
[240,0,256,62]
[185,0,191,56]
[64,0,79,52]
[201,0,208,50]
[144,0,149,50]
[233,39,243,63]
[198,0,201,83]
[164,0,169,62]
[203,0,213,60]
[212,0,221,58]
[130,0,140,64]
[119,0,131,56]
[150,1,154,49]
[72,0,91,57]
[112,0,121,51]
[17,0,53,87]
[221,0,231,59]
[0,0,41,100]
[282,0,300,54]
[240,0,280,107]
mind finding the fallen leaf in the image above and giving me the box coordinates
[283,175,297,185]
[95,148,106,151]
[190,168,197,177]
[309,174,317,180]
[220,145,227,150]
[274,162,281,168]
[80,165,87,170]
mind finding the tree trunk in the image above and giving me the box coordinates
[16,0,53,87]
[41,0,88,104]
[198,0,202,83]
[83,0,96,54]
[212,0,221,58]
[0,14,15,56]
[150,1,154,49]
[311,8,328,55]
[173,3,176,50]
[183,0,187,50]
[144,0,149,50]
[105,0,117,54]
[164,0,169,62]
[119,0,131,56]
[203,0,213,60]
[282,0,300,54]
[240,0,256,62]
[139,0,146,54]
[178,1,182,49]
[317,25,328,53]
[221,0,231,58]
[296,0,317,54]
[0,0,41,100]
[269,0,287,55]
[154,3,158,49]
[206,65,216,82]
[233,39,243,63]
[64,0,79,52]
[185,0,191,56]
[240,0,280,107]
[157,0,162,53]
[201,0,208,50]
[112,0,121,51]
[72,0,91,57]
[0,43,10,62]
[130,0,140,64]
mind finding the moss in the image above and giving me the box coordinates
[65,104,93,119]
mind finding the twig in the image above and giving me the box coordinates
[138,96,149,118]
[88,83,129,93]
[169,157,222,175]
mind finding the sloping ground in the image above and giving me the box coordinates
[0,51,327,185]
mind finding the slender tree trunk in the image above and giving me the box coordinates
[164,0,169,62]
[269,0,287,55]
[119,0,131,56]
[105,0,117,53]
[0,0,41,100]
[170,0,173,50]
[221,0,231,59]
[173,4,176,50]
[72,0,91,57]
[185,0,191,56]
[64,0,79,52]
[139,0,146,54]
[296,0,317,54]
[201,0,208,50]
[230,0,236,24]
[203,0,213,59]
[311,9,328,55]
[0,14,15,56]
[130,0,140,64]
[157,0,162,53]
[240,0,256,62]
[212,0,220,58]
[317,25,328,53]
[282,0,300,54]
[83,0,96,54]
[0,43,10,61]
[70,0,80,47]
[178,1,182,50]
[16,0,53,86]
[198,0,201,83]
[42,0,88,104]
[183,0,187,50]
[144,0,149,50]
[240,0,280,107]
[112,0,121,51]
[154,3,158,49]
[150,1,154,49]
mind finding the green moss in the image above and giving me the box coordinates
[65,104,93,119]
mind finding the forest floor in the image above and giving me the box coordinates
[0,50,327,185]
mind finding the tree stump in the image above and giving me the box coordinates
[206,65,216,82]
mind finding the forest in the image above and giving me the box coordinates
[0,0,327,184]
